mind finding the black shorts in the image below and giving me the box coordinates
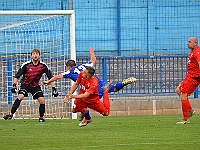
[18,84,44,99]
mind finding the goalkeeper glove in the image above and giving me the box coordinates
[11,83,17,93]
[52,87,58,97]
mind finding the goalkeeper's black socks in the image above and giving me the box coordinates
[39,104,45,117]
[11,98,21,114]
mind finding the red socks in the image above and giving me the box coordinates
[181,99,192,120]
[103,90,110,114]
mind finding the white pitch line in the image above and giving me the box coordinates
[84,142,189,148]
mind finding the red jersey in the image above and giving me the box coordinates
[76,72,99,98]
[187,46,200,78]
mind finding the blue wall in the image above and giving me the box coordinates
[0,0,200,56]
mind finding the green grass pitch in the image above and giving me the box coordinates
[0,115,200,150]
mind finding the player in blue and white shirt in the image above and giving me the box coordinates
[61,60,108,99]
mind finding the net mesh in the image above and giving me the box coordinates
[0,13,73,119]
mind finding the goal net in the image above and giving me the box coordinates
[0,10,76,119]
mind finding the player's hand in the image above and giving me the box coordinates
[11,83,17,93]
[11,87,17,93]
[89,47,94,54]
[41,81,49,86]
[52,87,59,97]
[63,95,72,103]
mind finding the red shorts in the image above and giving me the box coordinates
[178,75,200,96]
[72,96,108,115]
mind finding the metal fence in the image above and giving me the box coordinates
[80,56,188,94]
[1,55,195,102]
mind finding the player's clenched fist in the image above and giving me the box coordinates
[11,83,17,93]
[52,87,58,97]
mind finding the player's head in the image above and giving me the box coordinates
[188,37,198,49]
[31,49,40,61]
[83,66,95,79]
[66,60,76,70]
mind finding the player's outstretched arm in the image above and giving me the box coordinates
[42,74,63,85]
[69,82,79,95]
[71,92,90,99]
[89,47,96,64]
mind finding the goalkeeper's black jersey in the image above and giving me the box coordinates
[14,60,53,88]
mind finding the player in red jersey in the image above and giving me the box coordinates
[176,37,199,124]
[64,66,110,127]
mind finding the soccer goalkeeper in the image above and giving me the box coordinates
[3,49,58,122]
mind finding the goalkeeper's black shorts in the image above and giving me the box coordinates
[18,84,44,99]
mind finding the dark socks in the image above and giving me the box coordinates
[115,82,123,91]
[39,104,45,117]
[11,98,21,114]
[84,108,91,120]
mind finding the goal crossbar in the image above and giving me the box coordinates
[0,10,74,15]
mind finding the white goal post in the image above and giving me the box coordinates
[0,10,77,119]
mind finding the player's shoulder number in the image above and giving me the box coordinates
[74,65,86,74]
